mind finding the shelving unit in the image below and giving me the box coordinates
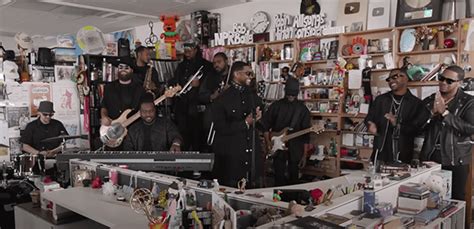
[215,19,471,178]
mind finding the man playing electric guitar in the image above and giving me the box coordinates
[100,56,145,149]
[262,77,311,186]
[261,78,311,186]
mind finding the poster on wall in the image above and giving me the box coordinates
[367,0,390,30]
[29,83,52,117]
[51,83,82,147]
[0,121,8,162]
[6,82,30,107]
[6,106,30,130]
[337,0,369,32]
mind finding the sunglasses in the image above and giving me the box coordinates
[118,64,131,70]
[385,74,405,82]
[437,74,460,85]
[41,113,54,117]
[239,71,254,77]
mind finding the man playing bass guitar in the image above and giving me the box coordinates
[100,56,145,149]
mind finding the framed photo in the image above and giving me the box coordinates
[395,0,443,26]
[367,0,390,30]
[54,65,75,83]
[337,0,369,32]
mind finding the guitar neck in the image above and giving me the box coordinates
[122,94,167,127]
[282,128,314,142]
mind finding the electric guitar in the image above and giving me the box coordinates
[99,86,182,148]
[269,124,325,157]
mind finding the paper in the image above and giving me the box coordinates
[359,103,369,114]
[342,133,354,146]
[464,20,474,51]
[8,137,21,162]
[29,83,52,116]
[0,121,8,161]
[211,191,237,229]
[421,86,438,100]
[384,53,395,69]
[6,82,30,106]
[348,70,362,89]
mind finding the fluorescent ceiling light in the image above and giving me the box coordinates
[38,0,159,19]
[0,0,16,7]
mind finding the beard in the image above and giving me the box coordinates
[118,72,132,81]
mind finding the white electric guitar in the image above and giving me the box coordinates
[99,86,182,148]
[269,124,325,157]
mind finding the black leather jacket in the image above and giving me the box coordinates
[420,89,474,166]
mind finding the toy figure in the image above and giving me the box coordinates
[160,15,180,59]
[273,190,282,202]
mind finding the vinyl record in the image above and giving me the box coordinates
[300,0,321,15]
[404,0,431,9]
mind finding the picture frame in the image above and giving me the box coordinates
[54,65,76,83]
[367,0,390,30]
[395,0,443,26]
[337,0,369,32]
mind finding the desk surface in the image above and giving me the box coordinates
[42,187,148,229]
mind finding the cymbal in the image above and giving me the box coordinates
[41,135,88,142]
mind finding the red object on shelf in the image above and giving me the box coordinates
[91,176,102,189]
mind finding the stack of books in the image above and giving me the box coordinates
[397,183,430,214]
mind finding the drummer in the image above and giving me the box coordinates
[20,101,68,158]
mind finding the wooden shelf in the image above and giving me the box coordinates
[256,38,294,45]
[341,52,386,59]
[260,59,294,64]
[407,81,439,87]
[263,81,285,84]
[310,112,339,117]
[303,99,339,102]
[341,27,395,36]
[302,60,331,64]
[341,113,367,118]
[323,129,339,133]
[397,48,457,56]
[301,84,340,89]
[342,145,372,150]
[224,43,256,49]
[397,20,457,30]
[297,34,339,41]
[371,68,394,72]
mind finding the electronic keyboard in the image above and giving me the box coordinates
[56,151,214,172]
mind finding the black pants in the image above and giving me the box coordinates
[441,164,469,201]
[273,150,300,186]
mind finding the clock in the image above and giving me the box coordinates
[395,0,442,26]
[250,11,270,34]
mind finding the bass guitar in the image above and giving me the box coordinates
[269,124,325,157]
[99,86,181,148]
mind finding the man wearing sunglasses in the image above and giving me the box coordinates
[21,101,68,159]
[420,65,474,201]
[212,61,263,188]
[101,56,145,131]
[365,68,429,165]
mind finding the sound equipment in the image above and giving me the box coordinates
[117,38,130,57]
[37,48,53,66]
[56,151,214,172]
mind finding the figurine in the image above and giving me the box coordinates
[235,178,246,194]
[273,190,282,202]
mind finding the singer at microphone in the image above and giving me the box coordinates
[211,61,264,188]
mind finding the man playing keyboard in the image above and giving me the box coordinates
[123,93,182,152]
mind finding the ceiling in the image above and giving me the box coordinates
[0,0,250,39]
